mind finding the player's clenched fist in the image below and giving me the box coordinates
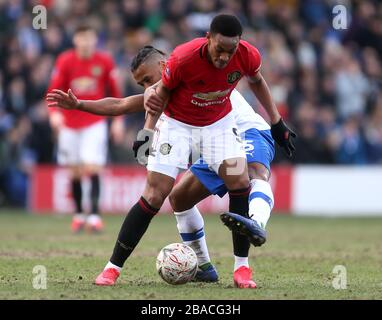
[46,89,80,110]
[144,84,166,116]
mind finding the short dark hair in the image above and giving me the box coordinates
[74,23,95,34]
[209,14,243,37]
[130,46,166,72]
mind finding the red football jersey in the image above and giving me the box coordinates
[47,49,121,129]
[162,37,261,126]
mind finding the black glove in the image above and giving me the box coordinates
[271,118,297,158]
[133,128,154,165]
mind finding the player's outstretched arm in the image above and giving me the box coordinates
[248,72,297,157]
[46,89,163,116]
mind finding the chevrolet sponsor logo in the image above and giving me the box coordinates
[192,89,230,101]
[70,77,97,94]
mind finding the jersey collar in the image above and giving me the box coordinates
[199,41,208,60]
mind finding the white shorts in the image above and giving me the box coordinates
[147,113,246,179]
[57,120,108,166]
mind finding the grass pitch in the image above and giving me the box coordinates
[0,210,381,300]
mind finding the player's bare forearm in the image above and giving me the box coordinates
[135,80,170,164]
[78,95,144,116]
[248,73,281,124]
[144,113,162,130]
[143,81,170,129]
[47,89,146,116]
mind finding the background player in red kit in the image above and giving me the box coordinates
[47,24,123,233]
[94,15,295,287]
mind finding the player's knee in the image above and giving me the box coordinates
[168,192,181,212]
[255,172,269,181]
[169,190,193,212]
[83,164,102,176]
[70,166,82,179]
[248,163,270,181]
[143,180,172,209]
[144,172,174,208]
[143,189,167,209]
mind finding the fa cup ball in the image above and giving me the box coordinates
[156,243,198,285]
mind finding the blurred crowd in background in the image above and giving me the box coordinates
[0,0,382,206]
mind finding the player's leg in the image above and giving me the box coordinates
[95,114,188,285]
[95,170,175,285]
[201,115,251,229]
[190,157,257,288]
[57,126,85,232]
[246,128,275,230]
[205,126,252,258]
[228,128,275,288]
[186,157,262,287]
[248,163,273,229]
[217,159,258,288]
[220,128,275,245]
[69,165,86,232]
[80,120,108,232]
[169,169,212,212]
[110,170,175,267]
[80,163,102,232]
[219,128,275,288]
[201,114,255,288]
[219,162,267,244]
[169,168,219,282]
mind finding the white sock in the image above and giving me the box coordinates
[104,261,122,273]
[174,206,211,267]
[234,256,249,271]
[87,214,102,225]
[249,179,274,229]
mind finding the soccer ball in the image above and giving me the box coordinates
[156,243,198,285]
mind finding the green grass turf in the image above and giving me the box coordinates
[0,210,381,300]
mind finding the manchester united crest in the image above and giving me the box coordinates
[91,65,102,77]
[160,143,172,155]
[227,71,241,84]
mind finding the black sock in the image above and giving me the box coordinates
[90,174,100,214]
[71,178,83,213]
[229,186,251,257]
[110,197,159,267]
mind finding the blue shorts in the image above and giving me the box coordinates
[190,128,274,198]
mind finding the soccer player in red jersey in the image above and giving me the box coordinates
[47,24,124,233]
[47,42,296,287]
[91,15,295,286]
